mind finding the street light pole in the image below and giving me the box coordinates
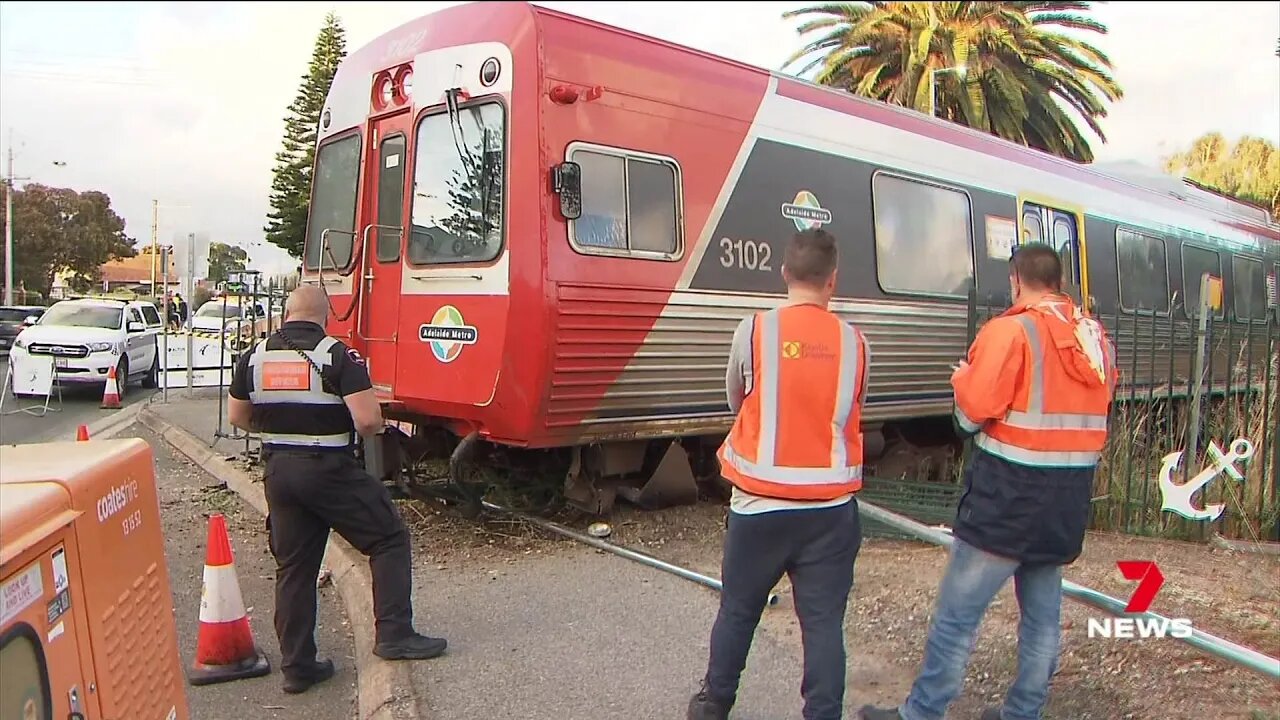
[4,140,14,306]
[150,199,159,293]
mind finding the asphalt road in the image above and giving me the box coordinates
[0,356,158,445]
[143,422,359,719]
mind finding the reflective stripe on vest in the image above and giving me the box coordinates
[719,308,864,493]
[258,431,351,448]
[976,313,1109,468]
[247,336,343,406]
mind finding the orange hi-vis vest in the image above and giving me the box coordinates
[718,304,868,501]
[953,295,1117,468]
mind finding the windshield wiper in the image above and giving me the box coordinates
[444,88,485,245]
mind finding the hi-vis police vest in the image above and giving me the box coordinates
[246,335,353,450]
[718,304,868,501]
[953,295,1117,468]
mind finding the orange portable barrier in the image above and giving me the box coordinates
[0,438,190,720]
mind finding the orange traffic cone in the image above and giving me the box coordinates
[76,425,90,441]
[100,366,122,409]
[187,513,271,686]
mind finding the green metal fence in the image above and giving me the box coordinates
[861,289,1280,544]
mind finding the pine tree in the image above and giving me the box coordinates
[264,12,347,258]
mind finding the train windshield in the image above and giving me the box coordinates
[407,102,505,265]
[304,134,362,271]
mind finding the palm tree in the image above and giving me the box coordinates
[782,1,1123,163]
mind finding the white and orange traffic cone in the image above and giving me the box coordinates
[100,365,122,409]
[187,513,271,686]
[76,425,90,441]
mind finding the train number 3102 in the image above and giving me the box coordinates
[719,238,773,272]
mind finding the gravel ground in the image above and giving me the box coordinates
[143,423,359,720]
[399,496,1280,720]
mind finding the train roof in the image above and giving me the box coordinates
[330,1,1279,245]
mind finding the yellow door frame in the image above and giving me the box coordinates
[1017,192,1091,313]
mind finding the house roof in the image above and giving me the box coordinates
[99,254,177,284]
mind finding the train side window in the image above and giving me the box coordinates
[568,146,682,260]
[1231,255,1267,321]
[1052,217,1078,285]
[872,172,974,297]
[375,133,407,263]
[1115,228,1170,314]
[408,102,506,265]
[0,624,53,720]
[1181,244,1224,319]
[303,133,362,271]
[1022,210,1043,244]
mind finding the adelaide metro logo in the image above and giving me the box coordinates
[1086,561,1193,639]
[419,305,478,363]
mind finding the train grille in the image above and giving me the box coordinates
[27,343,89,358]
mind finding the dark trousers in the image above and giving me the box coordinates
[263,450,416,675]
[705,499,862,720]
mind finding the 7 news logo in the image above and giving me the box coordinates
[1086,561,1194,640]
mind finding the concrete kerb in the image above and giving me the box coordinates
[135,406,422,720]
[80,399,147,440]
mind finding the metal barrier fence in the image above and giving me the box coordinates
[965,290,1280,543]
[157,269,295,454]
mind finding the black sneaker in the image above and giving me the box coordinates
[283,658,335,694]
[373,632,448,661]
[858,706,905,720]
[687,683,730,720]
[980,708,1003,720]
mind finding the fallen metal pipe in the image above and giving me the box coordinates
[482,501,780,607]
[858,499,1280,680]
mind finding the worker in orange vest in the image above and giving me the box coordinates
[688,228,870,720]
[860,243,1117,720]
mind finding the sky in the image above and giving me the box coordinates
[1,1,1277,277]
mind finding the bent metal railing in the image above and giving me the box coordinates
[855,500,1280,680]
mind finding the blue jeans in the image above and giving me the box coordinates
[900,539,1062,720]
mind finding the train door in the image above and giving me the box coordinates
[1021,200,1090,312]
[360,113,410,393]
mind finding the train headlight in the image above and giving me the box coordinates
[394,66,413,104]
[378,76,394,107]
[479,57,501,88]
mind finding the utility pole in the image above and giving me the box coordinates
[149,199,159,294]
[4,135,14,306]
[3,131,65,306]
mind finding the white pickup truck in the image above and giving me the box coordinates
[10,297,163,398]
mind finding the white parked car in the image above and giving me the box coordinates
[10,297,163,398]
[190,298,279,337]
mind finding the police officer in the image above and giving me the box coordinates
[688,228,870,720]
[228,285,447,695]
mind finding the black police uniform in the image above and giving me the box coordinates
[230,320,443,686]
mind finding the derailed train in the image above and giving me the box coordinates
[299,2,1280,513]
